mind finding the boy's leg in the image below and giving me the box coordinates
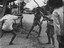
[46,27,51,44]
[51,36,54,45]
[9,31,16,45]
[26,20,37,38]
[37,22,42,37]
[0,30,4,38]
[51,36,55,47]
[54,34,59,48]
[26,25,35,38]
[0,21,4,38]
[47,33,51,44]
[51,26,55,46]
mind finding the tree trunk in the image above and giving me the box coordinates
[0,0,7,19]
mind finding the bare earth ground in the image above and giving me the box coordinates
[0,14,54,48]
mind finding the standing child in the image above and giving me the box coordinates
[46,11,54,47]
[26,7,42,38]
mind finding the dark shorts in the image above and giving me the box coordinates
[33,20,40,26]
[46,24,54,37]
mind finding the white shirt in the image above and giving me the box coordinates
[2,19,15,31]
[52,7,63,35]
[0,14,21,31]
[0,14,18,21]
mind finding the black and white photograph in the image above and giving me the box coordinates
[0,0,64,48]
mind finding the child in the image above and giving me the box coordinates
[46,12,54,46]
[0,14,21,45]
[26,7,42,38]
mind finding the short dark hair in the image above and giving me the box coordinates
[47,0,63,8]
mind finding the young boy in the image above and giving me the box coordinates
[46,12,54,46]
[0,14,21,45]
[26,8,42,38]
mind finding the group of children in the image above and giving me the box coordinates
[0,7,54,46]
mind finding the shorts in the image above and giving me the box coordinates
[33,20,40,26]
[46,24,54,37]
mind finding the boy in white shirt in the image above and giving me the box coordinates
[0,14,21,45]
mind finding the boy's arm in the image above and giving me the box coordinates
[0,18,4,22]
[40,11,53,21]
[0,16,7,22]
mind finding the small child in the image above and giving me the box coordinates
[46,13,55,46]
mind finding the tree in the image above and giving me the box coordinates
[0,0,16,18]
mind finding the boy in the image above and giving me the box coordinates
[26,8,42,38]
[0,14,21,45]
[46,11,54,46]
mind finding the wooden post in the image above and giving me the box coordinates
[63,4,64,32]
[18,0,21,14]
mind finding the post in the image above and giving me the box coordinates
[63,3,64,32]
[18,0,21,14]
